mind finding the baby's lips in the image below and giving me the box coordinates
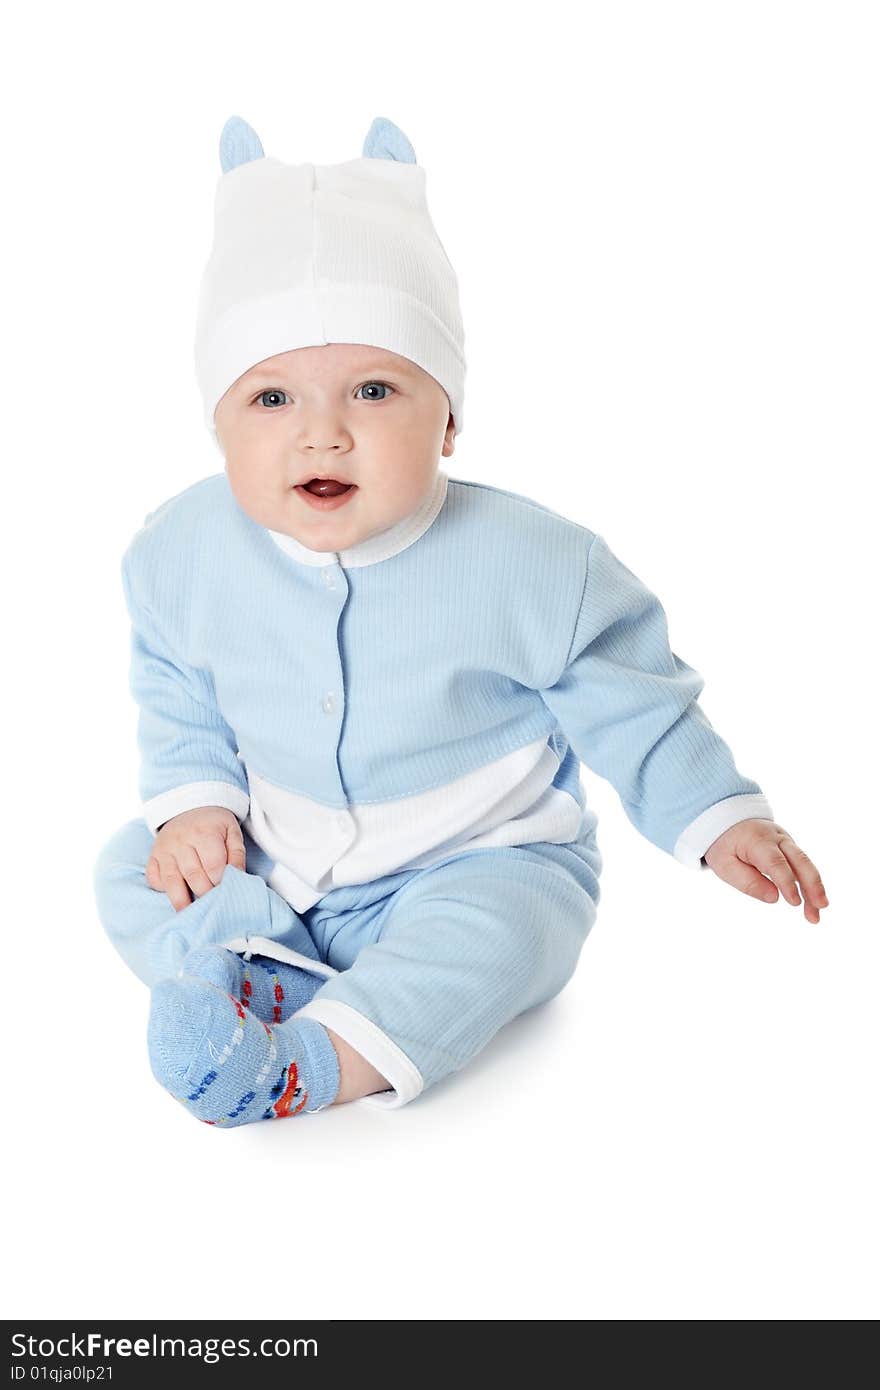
[298,476,355,496]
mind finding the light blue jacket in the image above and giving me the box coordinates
[121,468,773,909]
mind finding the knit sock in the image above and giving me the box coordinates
[180,944,324,1024]
[148,976,340,1127]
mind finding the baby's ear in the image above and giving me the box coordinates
[219,116,265,173]
[362,116,417,164]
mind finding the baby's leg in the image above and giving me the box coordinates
[180,943,324,1023]
[92,817,324,988]
[147,976,342,1125]
[93,818,389,1120]
[177,950,386,1100]
[293,841,600,1106]
[326,1030,390,1104]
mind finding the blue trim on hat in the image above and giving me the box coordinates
[219,116,265,173]
[362,116,416,164]
[217,114,415,172]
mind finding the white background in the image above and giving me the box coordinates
[2,0,876,1321]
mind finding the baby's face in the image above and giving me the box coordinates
[215,343,455,551]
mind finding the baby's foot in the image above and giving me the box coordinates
[180,944,324,1023]
[180,944,244,997]
[148,976,339,1127]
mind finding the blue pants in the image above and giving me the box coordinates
[93,817,602,1108]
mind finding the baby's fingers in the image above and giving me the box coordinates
[776,834,829,921]
[149,854,194,913]
[198,830,236,886]
[710,853,780,904]
[176,845,219,903]
[223,820,247,873]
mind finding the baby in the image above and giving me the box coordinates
[93,114,828,1127]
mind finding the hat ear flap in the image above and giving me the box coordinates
[219,116,265,173]
[362,116,417,164]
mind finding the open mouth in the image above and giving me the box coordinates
[294,478,358,511]
[300,478,353,497]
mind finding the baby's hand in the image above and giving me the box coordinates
[145,806,247,913]
[702,819,829,924]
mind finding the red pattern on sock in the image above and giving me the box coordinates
[273,1060,308,1117]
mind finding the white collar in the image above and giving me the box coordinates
[266,469,449,569]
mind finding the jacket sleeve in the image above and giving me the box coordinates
[122,548,250,835]
[539,532,775,869]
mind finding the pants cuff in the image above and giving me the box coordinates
[292,998,424,1110]
[222,934,339,981]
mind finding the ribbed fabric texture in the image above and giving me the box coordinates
[540,530,766,854]
[293,837,599,1096]
[93,813,601,1106]
[120,470,771,875]
[194,153,466,443]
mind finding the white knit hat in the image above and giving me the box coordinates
[194,115,466,449]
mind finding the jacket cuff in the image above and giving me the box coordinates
[142,780,250,835]
[673,793,775,871]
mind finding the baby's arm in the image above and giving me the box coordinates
[122,547,250,900]
[539,531,827,914]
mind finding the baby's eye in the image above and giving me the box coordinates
[356,381,395,401]
[255,389,289,409]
